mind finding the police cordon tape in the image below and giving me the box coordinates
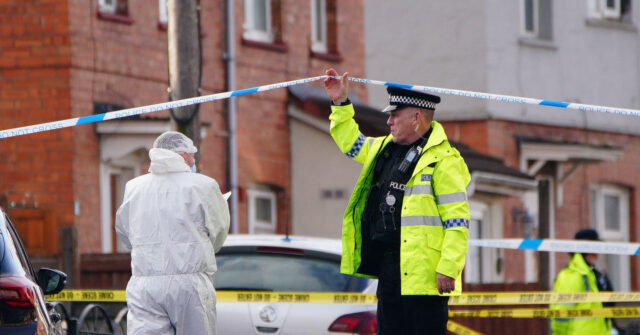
[337,76,640,117]
[447,321,484,335]
[450,307,640,319]
[3,75,640,139]
[468,238,640,256]
[47,290,640,306]
[0,76,327,139]
[44,291,488,335]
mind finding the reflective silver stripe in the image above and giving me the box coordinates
[555,317,601,321]
[402,216,442,227]
[405,184,433,196]
[436,192,467,204]
[369,137,374,147]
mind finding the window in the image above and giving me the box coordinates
[590,184,630,291]
[588,0,632,21]
[522,0,553,40]
[311,0,327,53]
[248,189,277,234]
[244,0,273,42]
[99,0,128,16]
[309,0,341,61]
[158,0,167,26]
[214,252,367,292]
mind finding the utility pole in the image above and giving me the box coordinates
[166,0,202,152]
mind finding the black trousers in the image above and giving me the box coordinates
[376,245,449,335]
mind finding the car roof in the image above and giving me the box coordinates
[223,234,342,255]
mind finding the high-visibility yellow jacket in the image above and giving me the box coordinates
[330,103,470,295]
[551,253,611,335]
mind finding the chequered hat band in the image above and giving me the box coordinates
[389,95,437,110]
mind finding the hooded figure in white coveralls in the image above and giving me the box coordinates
[116,131,230,335]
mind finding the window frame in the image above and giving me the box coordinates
[311,0,328,53]
[248,189,277,234]
[99,0,117,15]
[97,0,134,24]
[521,0,553,41]
[591,184,629,240]
[602,0,622,19]
[158,0,168,26]
[522,0,539,37]
[243,0,273,43]
[588,0,630,20]
[590,183,630,291]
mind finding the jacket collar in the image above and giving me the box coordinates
[424,121,447,150]
[148,148,191,174]
[568,253,593,275]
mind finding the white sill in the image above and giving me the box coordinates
[243,30,274,44]
[585,18,638,32]
[311,43,328,54]
[518,37,557,50]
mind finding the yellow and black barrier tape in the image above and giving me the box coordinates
[48,290,127,302]
[450,307,640,319]
[47,290,640,305]
[447,321,484,335]
[448,291,640,305]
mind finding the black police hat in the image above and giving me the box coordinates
[574,229,601,241]
[382,86,441,113]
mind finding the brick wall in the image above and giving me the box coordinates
[232,0,366,233]
[0,0,74,232]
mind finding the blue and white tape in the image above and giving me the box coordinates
[336,76,640,117]
[0,76,327,139]
[2,75,640,139]
[469,239,640,256]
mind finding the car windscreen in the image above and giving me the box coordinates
[0,214,27,277]
[213,253,367,292]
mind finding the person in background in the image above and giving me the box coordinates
[551,228,613,335]
[116,131,229,335]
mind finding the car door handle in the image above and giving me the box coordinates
[256,326,278,333]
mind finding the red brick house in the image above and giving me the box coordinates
[0,0,366,262]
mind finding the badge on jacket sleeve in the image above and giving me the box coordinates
[421,174,432,182]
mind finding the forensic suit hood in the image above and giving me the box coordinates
[116,148,229,335]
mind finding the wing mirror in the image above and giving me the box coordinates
[37,268,67,295]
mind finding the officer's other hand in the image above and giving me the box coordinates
[437,273,455,294]
[324,68,349,105]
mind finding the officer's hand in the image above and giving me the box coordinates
[437,273,455,294]
[324,68,349,105]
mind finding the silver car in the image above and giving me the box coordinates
[215,235,377,335]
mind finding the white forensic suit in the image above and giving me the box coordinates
[115,148,229,335]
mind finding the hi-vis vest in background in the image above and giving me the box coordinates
[551,253,611,335]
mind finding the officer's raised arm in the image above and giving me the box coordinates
[324,68,349,105]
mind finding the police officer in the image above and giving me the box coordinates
[551,229,614,335]
[324,69,471,334]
